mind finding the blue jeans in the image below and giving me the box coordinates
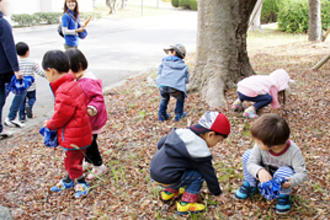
[242,150,294,195]
[167,170,204,194]
[19,90,36,120]
[7,90,27,121]
[0,82,7,132]
[238,92,272,111]
[158,86,185,118]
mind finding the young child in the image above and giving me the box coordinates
[232,69,294,119]
[150,111,230,215]
[65,48,108,180]
[42,50,92,198]
[15,42,46,121]
[156,44,189,122]
[235,114,307,214]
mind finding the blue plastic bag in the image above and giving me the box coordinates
[78,30,88,39]
[258,177,288,200]
[6,75,34,95]
[39,127,58,148]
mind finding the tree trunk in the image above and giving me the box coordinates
[308,0,322,41]
[190,0,257,108]
[249,0,264,31]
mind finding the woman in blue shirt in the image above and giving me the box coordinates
[62,0,86,49]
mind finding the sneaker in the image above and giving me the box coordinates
[159,113,170,122]
[276,194,291,214]
[160,187,185,202]
[235,181,257,200]
[74,182,90,198]
[4,117,25,128]
[243,108,258,119]
[232,99,244,112]
[50,179,74,192]
[175,112,187,121]
[26,106,33,118]
[176,201,205,215]
[86,164,108,180]
[0,129,13,139]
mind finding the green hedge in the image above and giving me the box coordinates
[278,0,330,33]
[171,0,197,11]
[11,12,101,27]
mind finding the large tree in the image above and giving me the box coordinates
[190,0,257,108]
[308,0,322,41]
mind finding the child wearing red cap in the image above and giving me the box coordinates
[150,111,230,215]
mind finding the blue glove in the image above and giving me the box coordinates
[39,127,58,148]
[258,177,288,200]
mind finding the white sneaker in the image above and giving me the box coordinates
[4,118,25,128]
[86,164,108,180]
[0,129,13,139]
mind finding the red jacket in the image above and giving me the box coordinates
[47,73,92,150]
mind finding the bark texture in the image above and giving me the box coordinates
[308,0,322,41]
[190,0,257,108]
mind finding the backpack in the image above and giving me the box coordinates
[57,23,64,38]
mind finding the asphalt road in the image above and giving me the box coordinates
[3,10,197,132]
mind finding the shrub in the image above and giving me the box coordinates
[261,0,284,24]
[11,14,35,27]
[188,0,198,10]
[171,0,179,7]
[278,0,329,33]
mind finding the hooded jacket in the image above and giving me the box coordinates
[150,128,221,196]
[47,73,92,150]
[156,56,189,95]
[0,12,19,77]
[237,69,292,109]
[77,71,107,132]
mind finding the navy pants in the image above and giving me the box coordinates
[158,86,185,118]
[19,90,36,120]
[238,92,272,111]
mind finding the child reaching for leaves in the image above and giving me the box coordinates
[232,69,294,119]
[42,50,92,198]
[65,48,108,180]
[235,114,307,214]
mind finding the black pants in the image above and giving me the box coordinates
[85,134,103,166]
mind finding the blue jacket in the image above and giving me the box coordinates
[156,56,189,95]
[150,128,221,196]
[0,12,19,75]
[62,10,81,47]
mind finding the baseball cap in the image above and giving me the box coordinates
[163,43,186,59]
[190,111,231,136]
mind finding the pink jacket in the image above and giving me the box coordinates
[237,69,292,109]
[77,72,107,133]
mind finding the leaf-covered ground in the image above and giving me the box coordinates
[0,37,329,219]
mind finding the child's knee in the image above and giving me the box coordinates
[242,150,251,163]
[274,166,294,178]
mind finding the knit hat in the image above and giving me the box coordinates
[190,111,231,136]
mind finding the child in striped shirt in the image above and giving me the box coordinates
[5,42,45,127]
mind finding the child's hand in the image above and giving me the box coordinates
[15,71,23,79]
[87,107,97,116]
[282,178,291,188]
[258,168,272,183]
[43,120,48,127]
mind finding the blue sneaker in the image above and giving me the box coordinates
[74,182,90,198]
[159,113,170,122]
[276,194,290,214]
[175,112,187,121]
[235,181,257,200]
[51,179,74,192]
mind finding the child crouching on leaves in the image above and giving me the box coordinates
[42,50,92,198]
[235,114,307,214]
[150,111,230,215]
[232,69,294,119]
[65,48,108,180]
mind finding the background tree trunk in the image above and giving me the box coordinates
[190,0,257,108]
[308,0,322,41]
[249,0,264,31]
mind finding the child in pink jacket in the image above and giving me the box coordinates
[232,69,294,119]
[65,49,108,179]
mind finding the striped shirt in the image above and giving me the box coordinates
[18,57,45,91]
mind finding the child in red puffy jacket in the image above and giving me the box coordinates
[42,50,92,198]
[65,48,108,180]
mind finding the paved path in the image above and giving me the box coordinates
[2,10,197,135]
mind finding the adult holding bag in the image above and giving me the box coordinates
[61,0,88,50]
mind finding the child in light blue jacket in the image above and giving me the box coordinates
[156,44,189,121]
